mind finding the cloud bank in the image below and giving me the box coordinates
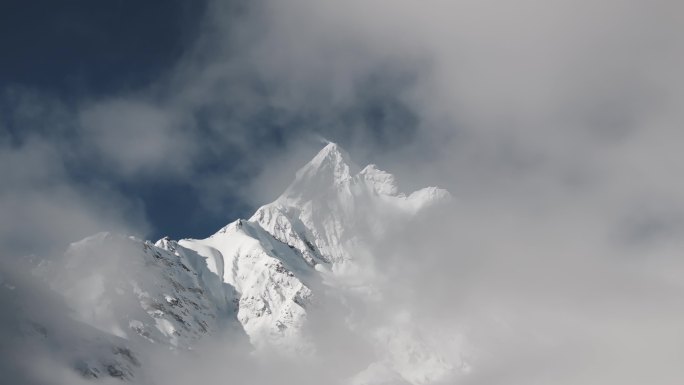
[1,0,683,383]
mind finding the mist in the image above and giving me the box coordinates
[1,0,683,383]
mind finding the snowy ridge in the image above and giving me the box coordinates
[24,142,454,384]
[177,219,317,354]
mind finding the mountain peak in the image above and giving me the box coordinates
[316,141,347,158]
[305,142,357,174]
[280,142,359,201]
[32,140,457,383]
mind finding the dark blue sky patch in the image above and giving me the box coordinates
[0,0,207,99]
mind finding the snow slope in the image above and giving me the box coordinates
[178,219,317,355]
[22,142,456,384]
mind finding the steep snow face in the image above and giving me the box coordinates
[177,220,318,355]
[43,232,242,350]
[251,142,451,277]
[285,142,358,199]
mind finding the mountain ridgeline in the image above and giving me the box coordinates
[6,143,460,384]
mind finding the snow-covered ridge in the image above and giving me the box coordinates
[177,218,317,354]
[27,142,453,383]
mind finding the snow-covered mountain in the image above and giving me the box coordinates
[13,142,460,384]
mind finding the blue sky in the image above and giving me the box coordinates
[0,0,206,98]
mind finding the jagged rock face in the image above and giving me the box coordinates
[24,142,455,384]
